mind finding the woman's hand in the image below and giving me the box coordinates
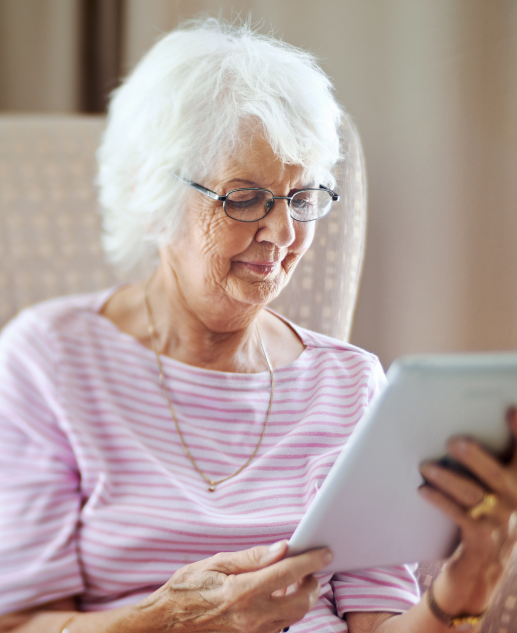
[418,408,517,617]
[130,540,332,633]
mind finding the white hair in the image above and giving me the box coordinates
[97,17,345,270]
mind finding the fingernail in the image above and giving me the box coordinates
[450,438,469,454]
[269,540,285,553]
[323,549,334,564]
[422,465,439,479]
[282,628,290,632]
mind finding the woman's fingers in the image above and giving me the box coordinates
[216,554,324,633]
[446,438,517,505]
[251,547,333,595]
[418,484,504,558]
[202,544,329,631]
[418,483,517,556]
[269,575,321,628]
[420,461,486,509]
[257,572,320,632]
[419,459,517,533]
[419,406,517,524]
[418,485,470,530]
[210,540,289,576]
[208,541,330,592]
[427,407,517,510]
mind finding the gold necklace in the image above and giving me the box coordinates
[144,288,274,492]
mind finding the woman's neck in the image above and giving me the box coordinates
[146,270,268,373]
[101,270,269,374]
[101,265,305,373]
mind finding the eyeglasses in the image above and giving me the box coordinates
[174,174,339,222]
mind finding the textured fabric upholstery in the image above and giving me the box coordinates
[0,115,121,328]
[1,114,516,628]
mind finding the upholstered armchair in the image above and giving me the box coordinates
[1,114,516,629]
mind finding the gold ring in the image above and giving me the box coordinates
[468,493,499,520]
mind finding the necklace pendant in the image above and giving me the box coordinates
[208,483,216,492]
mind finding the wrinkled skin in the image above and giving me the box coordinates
[164,130,315,327]
[132,542,328,633]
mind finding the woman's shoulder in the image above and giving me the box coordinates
[267,308,380,365]
[0,288,117,348]
[276,319,386,399]
[277,316,379,367]
[299,325,378,361]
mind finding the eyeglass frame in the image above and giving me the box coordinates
[174,173,340,223]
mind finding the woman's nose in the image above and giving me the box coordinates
[255,199,295,247]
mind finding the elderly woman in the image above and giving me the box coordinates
[0,19,516,633]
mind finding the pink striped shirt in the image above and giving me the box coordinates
[0,289,419,631]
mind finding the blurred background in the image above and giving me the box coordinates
[1,0,516,368]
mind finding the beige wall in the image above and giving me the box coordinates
[0,0,81,111]
[1,0,517,367]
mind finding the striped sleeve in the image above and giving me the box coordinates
[331,564,421,616]
[0,311,84,615]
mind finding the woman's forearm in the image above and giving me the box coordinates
[1,605,145,633]
[373,596,477,633]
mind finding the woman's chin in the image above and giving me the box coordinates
[226,274,287,307]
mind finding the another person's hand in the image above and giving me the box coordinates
[131,540,331,633]
[419,407,517,617]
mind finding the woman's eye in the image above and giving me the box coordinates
[226,190,268,210]
[228,197,260,209]
[292,195,314,211]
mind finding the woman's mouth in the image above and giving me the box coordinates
[233,260,281,275]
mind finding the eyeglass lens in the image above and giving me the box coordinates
[224,189,334,222]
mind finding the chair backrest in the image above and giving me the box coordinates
[0,113,366,340]
[0,115,120,329]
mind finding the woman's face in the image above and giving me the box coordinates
[161,131,316,329]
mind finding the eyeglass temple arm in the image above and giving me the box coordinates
[175,174,338,203]
[319,184,340,202]
[173,173,226,201]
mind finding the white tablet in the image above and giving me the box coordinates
[287,353,517,573]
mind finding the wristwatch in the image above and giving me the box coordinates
[427,583,486,631]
